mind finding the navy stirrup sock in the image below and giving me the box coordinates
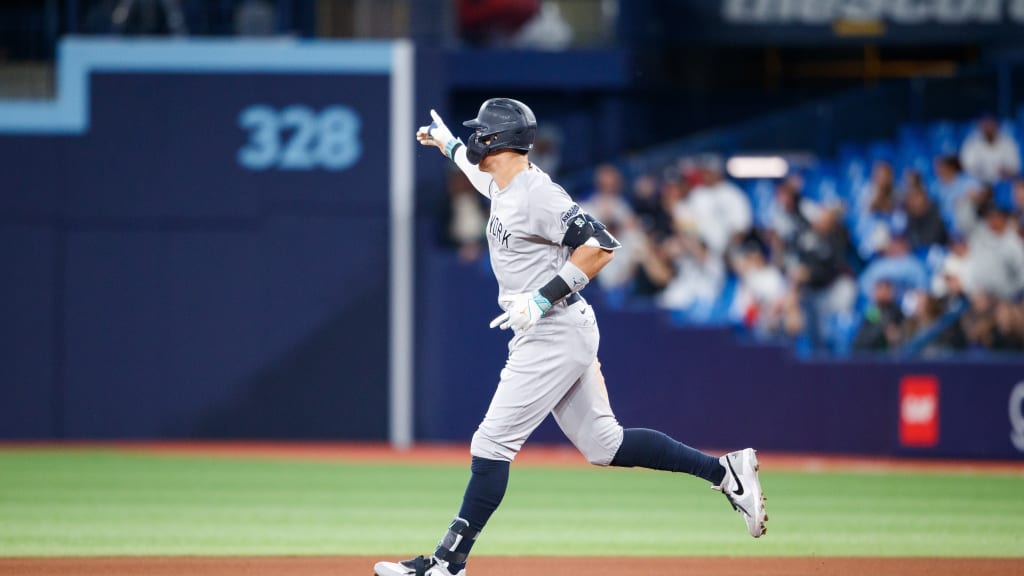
[611,428,726,485]
[457,457,509,530]
[435,457,509,573]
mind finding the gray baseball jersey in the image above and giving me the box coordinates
[484,165,578,306]
[466,162,625,465]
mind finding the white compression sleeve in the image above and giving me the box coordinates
[452,145,494,197]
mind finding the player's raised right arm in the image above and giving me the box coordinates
[416,109,493,197]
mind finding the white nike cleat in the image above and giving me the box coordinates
[374,555,464,576]
[713,448,768,538]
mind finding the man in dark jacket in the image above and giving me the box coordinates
[853,280,904,351]
[793,206,856,351]
[904,183,948,249]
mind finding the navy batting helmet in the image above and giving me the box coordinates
[462,98,537,165]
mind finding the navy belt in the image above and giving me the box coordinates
[565,293,582,306]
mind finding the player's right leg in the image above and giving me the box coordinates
[374,328,593,576]
[552,358,767,538]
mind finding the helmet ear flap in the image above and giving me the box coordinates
[465,131,486,165]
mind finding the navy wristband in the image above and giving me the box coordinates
[538,276,572,304]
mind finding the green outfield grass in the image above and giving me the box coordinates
[0,450,1021,557]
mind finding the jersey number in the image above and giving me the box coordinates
[237,105,362,171]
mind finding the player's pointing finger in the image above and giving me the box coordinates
[489,312,508,330]
[430,109,443,125]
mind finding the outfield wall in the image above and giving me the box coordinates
[0,39,439,440]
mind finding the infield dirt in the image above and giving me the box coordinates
[2,556,1022,576]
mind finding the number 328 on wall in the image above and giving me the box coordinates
[237,105,362,171]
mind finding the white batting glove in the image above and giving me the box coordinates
[416,109,462,158]
[489,291,553,332]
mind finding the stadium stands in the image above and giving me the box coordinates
[547,111,1024,357]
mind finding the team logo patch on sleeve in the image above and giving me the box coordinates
[559,204,581,227]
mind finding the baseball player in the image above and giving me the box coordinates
[375,99,767,576]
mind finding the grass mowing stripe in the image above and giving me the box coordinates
[0,451,1021,557]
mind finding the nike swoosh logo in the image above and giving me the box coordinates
[726,458,745,496]
[727,494,750,517]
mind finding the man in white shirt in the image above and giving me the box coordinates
[688,156,753,255]
[964,202,1024,300]
[960,116,1021,184]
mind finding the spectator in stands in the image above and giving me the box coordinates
[235,0,277,36]
[632,234,678,297]
[903,181,948,250]
[792,206,856,350]
[511,1,573,50]
[960,114,1021,184]
[853,279,904,352]
[904,291,967,354]
[953,183,994,237]
[458,0,541,45]
[766,178,810,266]
[933,155,980,227]
[582,165,643,290]
[1013,178,1024,236]
[962,292,1024,350]
[901,168,925,192]
[666,176,700,239]
[687,155,752,256]
[932,236,969,300]
[856,160,905,259]
[858,159,895,212]
[730,242,787,334]
[992,300,1024,350]
[594,222,645,292]
[583,164,635,226]
[963,201,1024,300]
[858,235,929,298]
[594,227,643,291]
[654,235,725,311]
[631,174,671,238]
[438,169,487,262]
[112,0,187,35]
[531,126,562,176]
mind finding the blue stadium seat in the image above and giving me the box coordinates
[898,123,925,149]
[867,140,897,165]
[896,134,932,179]
[829,310,860,357]
[1017,104,1024,142]
[838,143,868,203]
[742,178,776,228]
[803,163,841,206]
[922,244,947,279]
[957,120,977,147]
[927,120,959,157]
[994,180,1015,211]
[707,276,738,325]
[1000,117,1017,140]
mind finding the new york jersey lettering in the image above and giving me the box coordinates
[488,215,512,250]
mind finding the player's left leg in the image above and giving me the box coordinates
[552,358,767,537]
[551,359,721,479]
